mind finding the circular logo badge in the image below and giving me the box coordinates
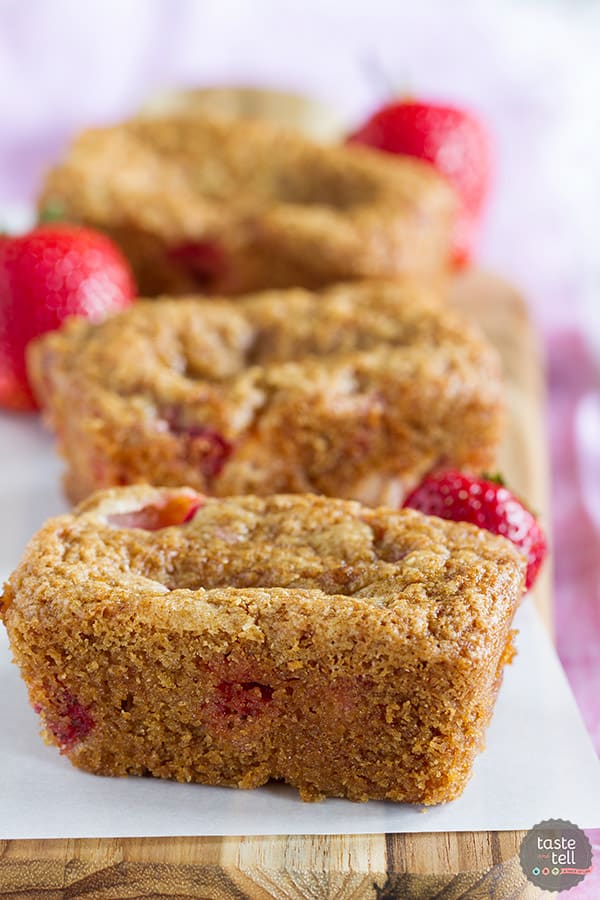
[520,819,592,892]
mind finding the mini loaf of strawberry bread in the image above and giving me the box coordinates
[28,280,504,505]
[39,115,455,295]
[0,487,525,803]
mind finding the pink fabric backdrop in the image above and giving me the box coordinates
[1,0,598,890]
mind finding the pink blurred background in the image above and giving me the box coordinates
[1,0,599,891]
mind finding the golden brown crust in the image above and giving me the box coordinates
[39,115,455,294]
[2,487,525,803]
[27,280,504,504]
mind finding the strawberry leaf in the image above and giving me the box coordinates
[481,471,506,487]
[38,202,66,224]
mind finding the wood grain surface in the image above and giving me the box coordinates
[0,270,548,899]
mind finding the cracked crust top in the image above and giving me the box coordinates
[28,280,504,503]
[39,115,455,293]
[2,486,525,659]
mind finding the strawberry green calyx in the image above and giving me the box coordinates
[38,201,66,224]
[482,471,506,487]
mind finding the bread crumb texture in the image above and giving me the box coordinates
[28,280,503,504]
[39,115,455,294]
[2,486,525,804]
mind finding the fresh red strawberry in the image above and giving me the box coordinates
[404,471,547,590]
[0,224,136,411]
[347,100,492,265]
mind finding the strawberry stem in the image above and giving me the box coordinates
[38,202,65,224]
[482,471,506,487]
[360,51,406,102]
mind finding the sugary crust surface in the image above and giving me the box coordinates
[1,487,525,803]
[39,115,455,294]
[28,280,504,504]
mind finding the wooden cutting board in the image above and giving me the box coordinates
[0,269,549,899]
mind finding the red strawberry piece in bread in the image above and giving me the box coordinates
[106,492,204,531]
